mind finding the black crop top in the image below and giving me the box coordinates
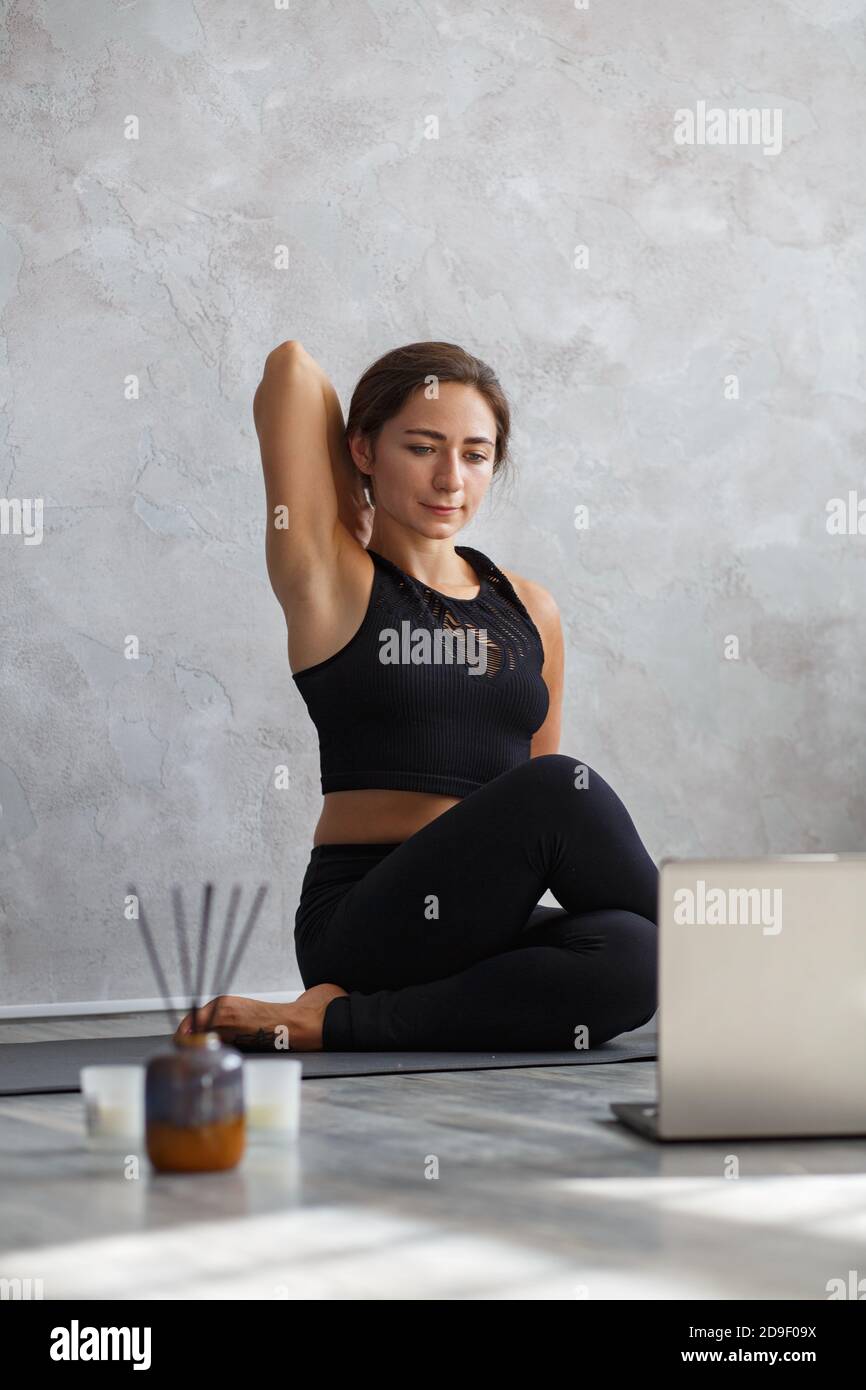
[292,544,550,798]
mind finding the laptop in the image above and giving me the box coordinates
[611,854,866,1141]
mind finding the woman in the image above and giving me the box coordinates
[177,340,658,1050]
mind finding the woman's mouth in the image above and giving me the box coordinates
[422,504,460,514]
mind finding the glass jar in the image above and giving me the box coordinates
[145,1031,245,1173]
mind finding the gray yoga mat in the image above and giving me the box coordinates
[0,1030,656,1096]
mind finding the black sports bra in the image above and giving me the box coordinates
[292,544,550,798]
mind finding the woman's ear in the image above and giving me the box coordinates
[346,427,375,503]
[346,426,370,475]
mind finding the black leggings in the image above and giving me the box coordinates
[294,753,659,1051]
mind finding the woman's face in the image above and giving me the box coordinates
[350,382,497,537]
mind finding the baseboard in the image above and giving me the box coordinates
[0,991,303,1021]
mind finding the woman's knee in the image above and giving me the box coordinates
[518,752,633,834]
[514,752,600,805]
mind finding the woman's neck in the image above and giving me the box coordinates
[367,525,476,593]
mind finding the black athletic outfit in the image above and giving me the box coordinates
[292,544,659,1050]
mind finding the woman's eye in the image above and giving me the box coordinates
[408,445,488,462]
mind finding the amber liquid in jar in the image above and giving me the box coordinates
[145,1031,245,1173]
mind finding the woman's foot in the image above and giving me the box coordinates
[173,984,348,1051]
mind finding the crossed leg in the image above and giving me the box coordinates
[295,754,659,1051]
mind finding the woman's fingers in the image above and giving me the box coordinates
[198,997,224,1030]
[173,997,268,1042]
[174,997,222,1038]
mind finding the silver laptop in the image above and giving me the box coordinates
[612,854,866,1141]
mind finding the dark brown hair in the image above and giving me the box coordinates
[345,342,511,500]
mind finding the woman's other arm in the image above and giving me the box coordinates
[520,581,564,757]
[252,341,371,612]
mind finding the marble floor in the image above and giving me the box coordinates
[1,1013,864,1300]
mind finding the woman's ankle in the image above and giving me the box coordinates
[276,1001,321,1050]
[283,984,349,1050]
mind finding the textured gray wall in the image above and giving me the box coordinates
[1,2,863,1010]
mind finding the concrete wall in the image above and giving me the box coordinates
[1,1,863,1010]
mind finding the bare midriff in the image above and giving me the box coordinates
[313,789,462,846]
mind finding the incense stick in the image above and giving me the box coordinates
[171,885,194,1024]
[193,882,268,1034]
[208,883,242,1009]
[131,881,270,1039]
[127,884,180,1031]
[222,883,269,1000]
[192,882,214,1035]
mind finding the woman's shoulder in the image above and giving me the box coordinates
[496,564,560,625]
[489,560,562,664]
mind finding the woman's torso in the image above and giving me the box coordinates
[310,787,462,845]
[285,542,548,845]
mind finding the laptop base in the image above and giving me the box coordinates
[610,1101,665,1141]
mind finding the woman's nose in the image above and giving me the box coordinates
[435,452,463,487]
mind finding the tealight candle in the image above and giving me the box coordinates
[80,1065,145,1149]
[243,1059,302,1141]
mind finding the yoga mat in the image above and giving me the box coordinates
[0,1031,656,1096]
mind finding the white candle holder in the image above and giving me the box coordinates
[242,1058,302,1142]
[81,1065,145,1150]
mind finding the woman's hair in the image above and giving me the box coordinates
[344,342,511,502]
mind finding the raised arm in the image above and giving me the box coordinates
[252,340,372,611]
